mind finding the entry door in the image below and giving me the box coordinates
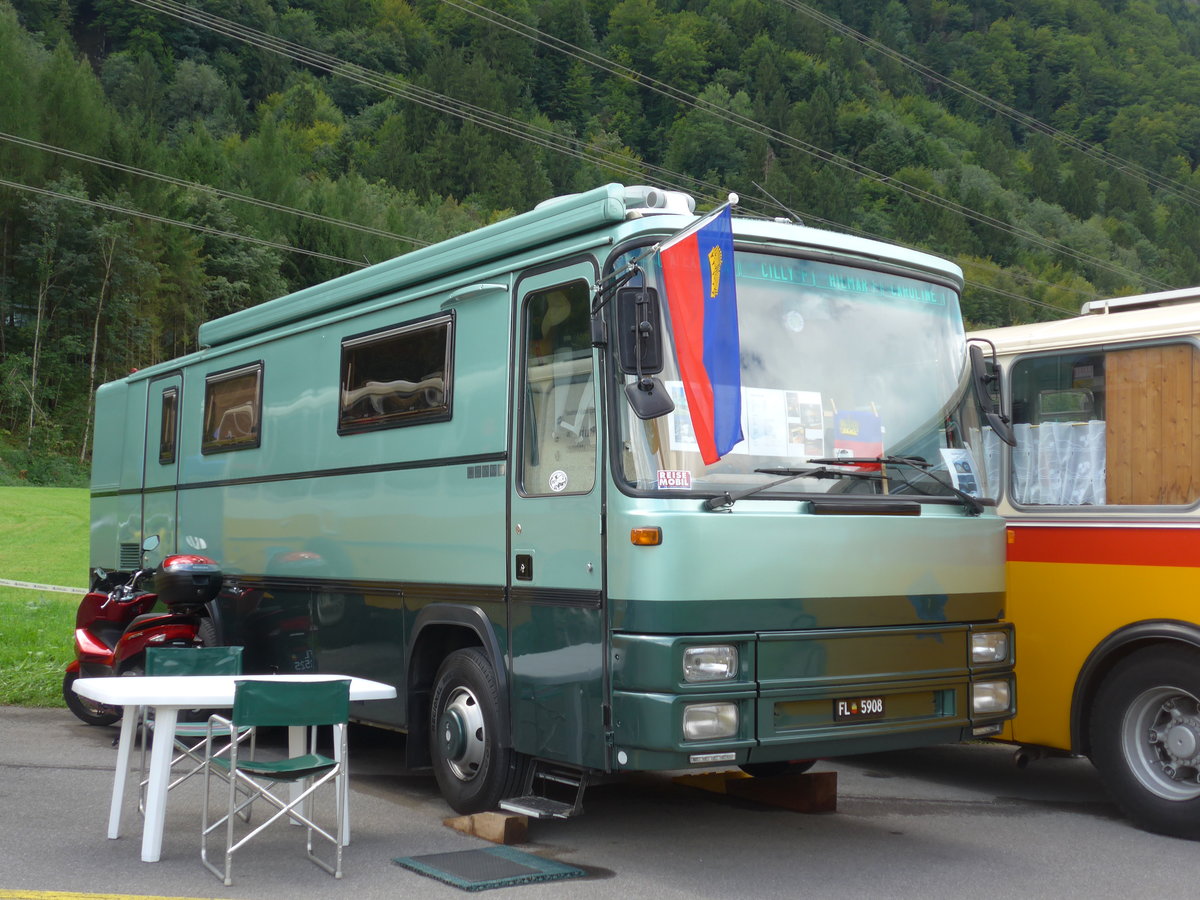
[508,262,607,770]
[142,374,182,558]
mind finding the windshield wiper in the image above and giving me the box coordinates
[702,466,879,511]
[808,456,984,517]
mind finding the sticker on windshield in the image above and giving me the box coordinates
[548,469,569,493]
[657,470,692,490]
[940,448,981,498]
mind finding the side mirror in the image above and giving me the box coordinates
[142,534,160,553]
[968,342,1016,446]
[616,287,664,374]
[625,377,676,420]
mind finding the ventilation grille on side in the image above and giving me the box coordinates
[119,543,142,570]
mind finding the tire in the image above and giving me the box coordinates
[739,759,818,778]
[63,671,121,726]
[429,647,524,814]
[197,615,219,647]
[1089,646,1200,839]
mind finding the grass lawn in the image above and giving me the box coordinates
[0,486,90,706]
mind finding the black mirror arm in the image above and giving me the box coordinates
[967,340,1016,447]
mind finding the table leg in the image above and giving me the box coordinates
[141,706,177,863]
[288,724,305,825]
[107,711,137,839]
[334,722,349,845]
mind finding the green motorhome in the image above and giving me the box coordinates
[90,184,1015,816]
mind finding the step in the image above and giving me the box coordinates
[499,795,578,819]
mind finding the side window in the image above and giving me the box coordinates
[339,315,453,435]
[159,387,178,465]
[201,363,262,454]
[1010,343,1200,506]
[519,281,596,496]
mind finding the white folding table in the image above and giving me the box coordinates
[73,673,396,862]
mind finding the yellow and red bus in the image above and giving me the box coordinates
[971,287,1200,839]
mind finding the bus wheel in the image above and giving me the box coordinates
[430,648,522,814]
[1090,646,1200,839]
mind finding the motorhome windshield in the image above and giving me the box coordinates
[616,248,987,501]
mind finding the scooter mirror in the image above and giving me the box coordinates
[142,535,160,553]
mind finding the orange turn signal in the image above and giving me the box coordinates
[630,526,663,546]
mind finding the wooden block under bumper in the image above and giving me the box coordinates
[443,811,530,844]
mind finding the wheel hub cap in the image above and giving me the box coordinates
[1159,711,1200,768]
[1125,687,1200,800]
[440,686,486,782]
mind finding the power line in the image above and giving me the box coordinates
[128,0,1106,315]
[0,131,431,248]
[435,0,1169,291]
[128,0,738,211]
[0,176,368,268]
[776,0,1200,209]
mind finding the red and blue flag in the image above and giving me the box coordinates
[659,206,743,465]
[834,409,883,470]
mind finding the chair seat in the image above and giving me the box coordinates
[170,722,248,739]
[236,753,338,782]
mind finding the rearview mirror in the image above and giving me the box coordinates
[968,342,1015,446]
[616,287,664,374]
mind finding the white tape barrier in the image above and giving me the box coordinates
[0,577,85,594]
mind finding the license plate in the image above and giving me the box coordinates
[833,696,885,722]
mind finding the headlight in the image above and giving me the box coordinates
[682,645,738,683]
[971,631,1010,664]
[682,702,739,740]
[972,680,1012,715]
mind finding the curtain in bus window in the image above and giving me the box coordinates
[1011,421,1106,505]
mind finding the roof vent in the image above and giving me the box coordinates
[622,186,695,217]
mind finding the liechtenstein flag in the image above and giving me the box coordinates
[659,205,743,465]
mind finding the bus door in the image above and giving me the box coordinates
[142,374,182,557]
[509,262,607,770]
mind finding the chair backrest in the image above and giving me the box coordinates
[145,645,243,677]
[232,679,350,728]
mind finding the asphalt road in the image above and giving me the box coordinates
[2,706,1196,900]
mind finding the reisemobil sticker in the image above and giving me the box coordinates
[657,470,693,489]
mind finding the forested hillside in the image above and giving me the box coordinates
[4,0,1200,475]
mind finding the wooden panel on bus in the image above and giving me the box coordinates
[1106,344,1199,505]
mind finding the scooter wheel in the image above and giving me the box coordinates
[63,671,122,726]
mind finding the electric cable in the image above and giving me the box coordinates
[434,0,1170,291]
[0,176,368,268]
[0,131,430,248]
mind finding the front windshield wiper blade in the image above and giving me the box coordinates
[808,456,984,517]
[702,466,879,511]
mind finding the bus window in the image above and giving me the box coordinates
[1010,343,1200,506]
[201,363,262,454]
[519,282,595,496]
[159,387,178,465]
[338,315,453,435]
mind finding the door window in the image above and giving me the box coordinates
[158,387,178,465]
[519,281,596,496]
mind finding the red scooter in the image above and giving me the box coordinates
[63,535,224,725]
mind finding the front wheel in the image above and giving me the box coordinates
[1089,646,1200,839]
[63,671,121,726]
[429,648,524,814]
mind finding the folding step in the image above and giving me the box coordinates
[499,760,588,819]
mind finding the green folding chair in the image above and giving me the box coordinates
[201,679,351,886]
[138,646,254,815]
